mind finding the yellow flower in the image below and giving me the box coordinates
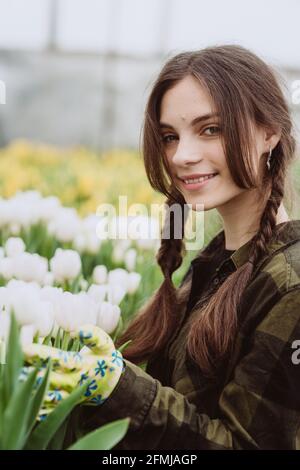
[0,139,163,215]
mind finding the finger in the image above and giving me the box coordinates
[46,369,89,392]
[23,343,85,372]
[83,361,124,404]
[35,389,71,422]
[72,324,115,355]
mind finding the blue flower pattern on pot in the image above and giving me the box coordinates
[79,330,96,348]
[90,394,107,405]
[84,379,98,397]
[48,389,63,403]
[79,372,89,385]
[112,350,123,368]
[95,359,107,377]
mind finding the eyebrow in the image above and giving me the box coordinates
[159,112,220,130]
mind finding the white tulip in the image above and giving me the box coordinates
[35,301,55,337]
[127,272,142,294]
[108,268,129,288]
[5,237,26,257]
[55,291,97,332]
[124,248,137,272]
[50,320,60,338]
[8,284,40,326]
[77,292,98,325]
[85,233,101,255]
[112,244,125,263]
[40,286,63,330]
[20,324,35,348]
[82,214,101,233]
[38,196,61,223]
[7,278,41,290]
[92,265,107,285]
[50,248,82,283]
[48,208,81,243]
[12,252,48,284]
[112,239,132,263]
[0,258,14,280]
[73,234,86,253]
[54,291,78,332]
[43,272,55,286]
[0,311,10,341]
[79,279,88,291]
[87,284,107,303]
[0,287,10,313]
[106,284,127,305]
[40,285,63,305]
[97,301,121,334]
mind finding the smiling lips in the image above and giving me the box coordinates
[178,173,218,184]
[178,173,218,191]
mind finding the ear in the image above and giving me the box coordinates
[262,127,281,153]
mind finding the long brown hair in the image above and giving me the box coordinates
[115,44,298,376]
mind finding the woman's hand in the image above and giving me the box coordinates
[21,325,125,420]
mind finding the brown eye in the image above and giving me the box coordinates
[161,134,177,144]
[203,126,221,136]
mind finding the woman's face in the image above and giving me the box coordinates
[159,75,268,212]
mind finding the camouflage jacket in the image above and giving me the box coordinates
[66,220,300,450]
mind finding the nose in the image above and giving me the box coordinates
[171,138,203,167]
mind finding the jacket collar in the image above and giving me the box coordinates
[192,220,300,274]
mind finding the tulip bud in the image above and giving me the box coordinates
[124,248,137,272]
[127,272,141,294]
[87,284,107,303]
[5,237,26,258]
[97,301,121,334]
[106,284,127,305]
[50,248,82,283]
[92,265,107,284]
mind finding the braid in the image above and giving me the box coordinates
[115,194,187,363]
[186,156,287,376]
[156,195,187,278]
[249,153,285,266]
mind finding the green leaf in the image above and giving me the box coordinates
[3,313,23,408]
[25,382,88,450]
[118,340,132,354]
[111,316,123,343]
[46,417,70,450]
[25,360,52,439]
[2,367,39,449]
[0,364,5,442]
[67,418,130,450]
[54,327,62,349]
[42,331,53,346]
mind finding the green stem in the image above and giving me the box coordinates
[62,331,71,351]
[0,339,6,365]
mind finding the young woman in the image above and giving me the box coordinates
[25,44,300,450]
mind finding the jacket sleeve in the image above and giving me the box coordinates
[70,288,300,450]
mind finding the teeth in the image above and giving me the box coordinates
[183,174,216,184]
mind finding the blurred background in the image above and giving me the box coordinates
[0,0,300,294]
[0,0,300,150]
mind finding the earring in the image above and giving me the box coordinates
[266,148,272,171]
